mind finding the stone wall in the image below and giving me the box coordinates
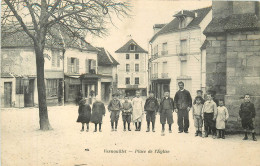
[225,30,260,133]
[205,35,227,99]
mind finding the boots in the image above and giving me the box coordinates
[128,123,131,131]
[198,130,202,137]
[138,122,142,131]
[152,122,155,132]
[94,123,97,132]
[123,121,126,131]
[146,122,150,132]
[161,124,165,136]
[252,132,257,141]
[81,125,84,132]
[86,123,89,132]
[99,123,102,132]
[222,130,225,139]
[111,122,114,131]
[169,124,172,133]
[135,122,138,131]
[195,130,199,137]
[243,132,248,140]
[217,130,221,138]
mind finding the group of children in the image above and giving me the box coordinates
[76,90,257,141]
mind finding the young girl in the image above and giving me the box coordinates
[76,98,91,132]
[90,98,106,132]
[216,99,229,139]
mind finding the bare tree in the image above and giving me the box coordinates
[1,0,130,130]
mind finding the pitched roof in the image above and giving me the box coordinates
[97,47,119,66]
[153,24,166,29]
[115,39,148,53]
[200,40,209,50]
[1,73,14,78]
[204,13,260,35]
[150,6,212,42]
[174,10,196,18]
[1,26,98,52]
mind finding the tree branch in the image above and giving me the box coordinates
[24,0,39,32]
[3,0,36,43]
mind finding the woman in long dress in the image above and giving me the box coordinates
[132,91,144,131]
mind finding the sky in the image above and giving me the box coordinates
[88,0,212,59]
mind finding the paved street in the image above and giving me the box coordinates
[1,105,260,166]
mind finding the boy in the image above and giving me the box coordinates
[122,96,133,131]
[144,91,159,132]
[202,93,217,138]
[132,91,144,131]
[159,91,174,136]
[191,96,204,137]
[193,90,205,104]
[108,93,122,131]
[239,94,257,141]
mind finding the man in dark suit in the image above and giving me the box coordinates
[174,81,192,133]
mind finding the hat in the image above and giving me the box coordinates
[196,90,203,93]
[149,91,154,94]
[164,90,170,93]
[112,93,119,97]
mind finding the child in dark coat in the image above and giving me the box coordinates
[239,94,257,141]
[90,99,106,132]
[121,96,133,131]
[77,99,91,132]
[159,91,174,136]
[108,93,122,131]
[144,91,159,132]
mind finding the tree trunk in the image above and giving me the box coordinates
[35,46,52,130]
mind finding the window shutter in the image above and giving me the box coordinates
[67,57,71,73]
[85,59,89,73]
[57,52,60,67]
[76,58,79,73]
[93,60,96,73]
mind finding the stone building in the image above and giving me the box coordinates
[203,1,260,133]
[115,39,148,97]
[149,7,212,99]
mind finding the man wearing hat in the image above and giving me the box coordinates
[144,91,159,132]
[174,81,192,133]
[108,93,122,131]
[159,90,174,136]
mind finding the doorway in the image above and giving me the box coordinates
[24,79,34,107]
[4,82,12,107]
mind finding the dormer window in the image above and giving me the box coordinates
[130,44,136,51]
[180,18,186,29]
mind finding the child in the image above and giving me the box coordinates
[108,93,122,131]
[193,90,205,104]
[121,96,133,131]
[76,98,91,132]
[132,91,144,131]
[159,91,174,136]
[239,94,257,141]
[90,98,106,132]
[191,96,203,137]
[144,91,159,132]
[202,93,217,138]
[216,99,229,139]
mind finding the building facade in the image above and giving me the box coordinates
[1,30,64,107]
[204,1,260,133]
[97,47,119,103]
[149,7,212,99]
[115,39,148,97]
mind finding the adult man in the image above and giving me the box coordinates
[144,91,159,132]
[174,81,192,133]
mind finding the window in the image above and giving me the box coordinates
[163,62,167,73]
[130,44,136,51]
[126,64,130,72]
[180,60,187,76]
[180,40,187,54]
[135,64,139,72]
[89,59,96,74]
[135,77,139,85]
[162,43,168,55]
[135,54,139,59]
[180,20,186,29]
[125,77,130,85]
[46,79,58,97]
[16,77,24,94]
[126,54,130,59]
[51,50,60,67]
[71,58,76,73]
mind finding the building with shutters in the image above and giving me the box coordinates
[148,6,212,99]
[1,29,64,107]
[64,40,100,104]
[115,39,148,97]
[97,47,119,103]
